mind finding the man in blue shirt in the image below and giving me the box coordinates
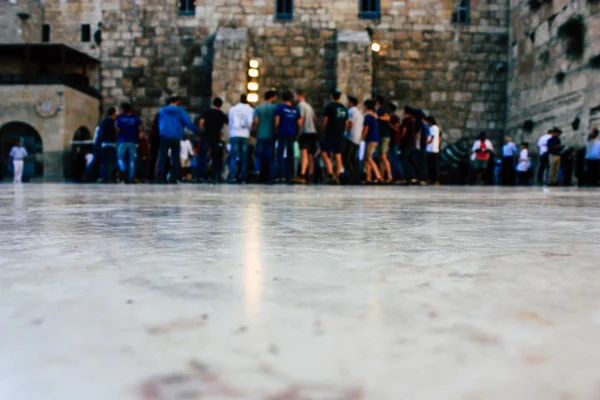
[116,102,143,183]
[156,95,199,183]
[98,106,118,183]
[501,136,518,185]
[274,90,302,182]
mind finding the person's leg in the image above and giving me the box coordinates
[390,144,404,180]
[239,138,248,182]
[276,138,285,181]
[409,147,422,183]
[170,139,181,182]
[228,138,239,181]
[255,139,263,176]
[285,137,295,182]
[127,143,137,182]
[434,153,441,184]
[538,153,549,185]
[156,138,168,182]
[549,155,560,185]
[13,160,21,183]
[399,147,415,181]
[117,143,127,178]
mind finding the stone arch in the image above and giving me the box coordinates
[73,126,93,142]
[0,121,44,181]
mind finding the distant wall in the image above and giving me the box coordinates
[0,0,43,43]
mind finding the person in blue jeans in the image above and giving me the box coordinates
[116,102,143,183]
[156,95,199,183]
[274,90,302,183]
[253,90,278,183]
[98,106,118,183]
[227,94,255,183]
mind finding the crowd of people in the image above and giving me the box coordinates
[87,89,444,185]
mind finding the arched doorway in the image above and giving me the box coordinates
[73,126,92,142]
[0,122,43,181]
[69,126,94,181]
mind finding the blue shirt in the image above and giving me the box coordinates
[274,104,300,136]
[586,139,600,160]
[116,114,143,143]
[364,114,379,143]
[158,105,199,139]
[502,142,518,157]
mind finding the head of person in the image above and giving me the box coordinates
[348,96,358,108]
[296,89,306,102]
[16,138,22,147]
[264,90,277,103]
[425,116,437,126]
[375,95,385,108]
[591,127,599,138]
[521,141,529,149]
[121,102,133,115]
[388,102,398,114]
[403,105,413,117]
[106,106,117,119]
[552,127,562,136]
[479,132,487,141]
[212,97,223,109]
[239,94,248,104]
[330,89,342,101]
[281,90,294,104]
[504,136,512,144]
[364,99,376,112]
[168,95,181,106]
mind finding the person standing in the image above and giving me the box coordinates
[471,132,494,184]
[180,134,195,181]
[9,139,28,184]
[584,127,600,186]
[321,89,349,184]
[362,99,383,184]
[274,90,302,183]
[501,136,518,185]
[156,95,199,183]
[138,131,151,182]
[516,142,531,185]
[116,102,143,183]
[343,96,363,185]
[388,103,405,183]
[376,96,393,183]
[536,129,553,185]
[295,90,319,183]
[399,106,420,184]
[228,94,254,183]
[199,97,228,182]
[98,106,118,183]
[547,127,563,186]
[253,90,278,183]
[425,116,441,185]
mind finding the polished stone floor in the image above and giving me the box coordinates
[0,184,599,400]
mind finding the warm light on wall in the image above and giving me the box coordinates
[247,93,259,103]
[248,68,259,77]
[371,42,381,52]
[247,82,259,91]
[249,59,259,69]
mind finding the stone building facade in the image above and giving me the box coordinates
[507,0,600,148]
[36,0,509,143]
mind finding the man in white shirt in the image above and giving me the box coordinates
[471,132,494,184]
[180,134,195,180]
[425,116,441,184]
[343,96,364,184]
[536,129,553,185]
[228,94,255,183]
[516,142,531,185]
[9,139,28,184]
[295,90,318,183]
[501,136,518,185]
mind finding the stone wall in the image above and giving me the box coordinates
[336,30,373,105]
[0,0,43,43]
[0,85,99,180]
[507,0,600,151]
[212,28,249,110]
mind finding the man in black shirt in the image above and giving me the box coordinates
[98,106,118,182]
[547,127,563,186]
[321,89,349,183]
[199,97,228,182]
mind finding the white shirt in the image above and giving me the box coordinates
[298,101,317,134]
[9,146,28,160]
[502,142,518,157]
[85,153,94,166]
[537,133,552,155]
[228,103,254,139]
[471,139,494,160]
[516,149,530,172]
[346,106,364,145]
[426,125,440,153]
[180,139,194,160]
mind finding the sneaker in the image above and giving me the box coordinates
[292,176,306,184]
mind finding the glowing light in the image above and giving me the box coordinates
[371,42,381,52]
[247,82,259,91]
[247,93,259,103]
[249,59,259,68]
[248,68,259,78]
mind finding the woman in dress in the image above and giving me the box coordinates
[362,100,383,184]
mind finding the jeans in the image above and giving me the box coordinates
[389,144,405,179]
[195,139,210,180]
[256,138,276,183]
[156,137,181,182]
[276,136,296,182]
[426,152,440,183]
[229,137,249,181]
[501,156,515,185]
[537,153,549,185]
[99,144,117,181]
[118,142,138,182]
[343,139,360,184]
[400,146,422,181]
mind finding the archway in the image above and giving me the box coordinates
[0,122,43,181]
[69,126,94,181]
[73,126,92,142]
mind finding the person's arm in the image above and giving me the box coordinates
[138,120,144,140]
[361,124,369,141]
[345,118,351,132]
[322,116,329,134]
[181,110,200,135]
[378,112,391,122]
[252,116,259,133]
[199,118,205,131]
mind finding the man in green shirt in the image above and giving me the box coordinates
[321,89,349,184]
[253,90,278,183]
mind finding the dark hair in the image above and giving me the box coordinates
[348,96,358,106]
[375,95,385,105]
[388,102,398,112]
[281,90,294,102]
[425,116,437,126]
[479,132,487,140]
[264,90,277,100]
[213,97,223,107]
[106,106,117,117]
[240,94,248,104]
[403,105,414,115]
[330,89,342,100]
[364,99,376,111]
[296,89,306,97]
[121,102,132,113]
[521,142,529,148]
[168,95,180,104]
[552,126,563,134]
